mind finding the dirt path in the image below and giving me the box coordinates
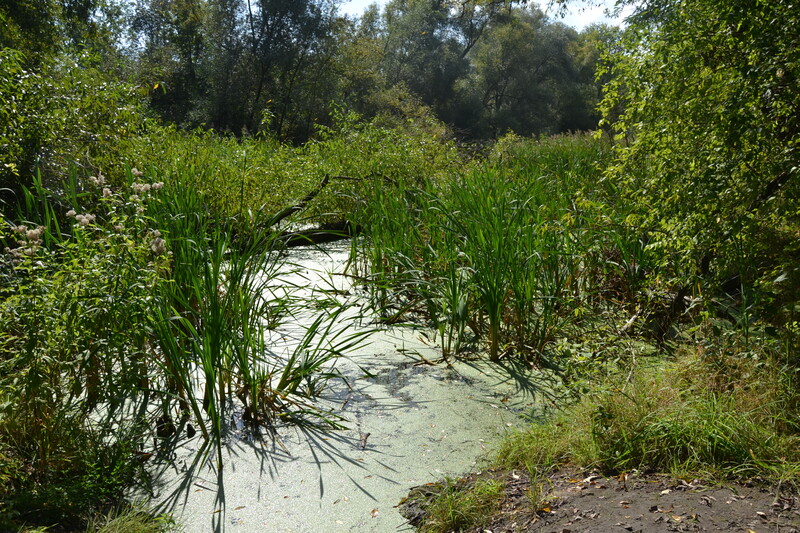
[401,468,800,532]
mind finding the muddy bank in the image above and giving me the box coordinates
[400,468,800,532]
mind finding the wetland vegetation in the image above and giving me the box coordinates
[1,0,798,530]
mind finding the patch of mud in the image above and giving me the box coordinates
[400,468,800,532]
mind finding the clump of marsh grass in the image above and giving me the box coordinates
[85,505,177,533]
[147,167,372,468]
[351,134,616,364]
[495,329,800,483]
[417,476,504,533]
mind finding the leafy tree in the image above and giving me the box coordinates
[381,0,468,111]
[130,0,341,139]
[132,0,207,123]
[0,0,130,63]
[598,0,800,317]
[450,6,599,138]
[334,5,388,116]
[565,23,619,131]
[0,0,62,62]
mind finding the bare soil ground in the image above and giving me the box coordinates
[399,468,800,532]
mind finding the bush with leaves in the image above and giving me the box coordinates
[0,170,169,528]
[598,0,800,321]
[0,48,153,204]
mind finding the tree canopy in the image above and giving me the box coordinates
[1,0,609,142]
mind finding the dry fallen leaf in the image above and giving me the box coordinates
[234,505,246,510]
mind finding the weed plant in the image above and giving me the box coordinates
[495,327,800,483]
[85,506,176,533]
[351,133,620,364]
[0,171,168,528]
[418,477,504,533]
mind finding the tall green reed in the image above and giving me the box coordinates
[351,133,618,364]
[147,166,374,468]
[446,167,526,361]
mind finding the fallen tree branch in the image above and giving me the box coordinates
[329,173,397,186]
[266,174,330,228]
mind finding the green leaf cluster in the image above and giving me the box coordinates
[600,0,800,319]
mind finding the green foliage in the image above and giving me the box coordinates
[86,506,177,533]
[0,49,152,197]
[419,476,504,533]
[0,48,38,189]
[0,171,165,528]
[456,6,592,137]
[496,326,800,482]
[0,0,61,62]
[131,0,343,139]
[119,0,605,141]
[599,0,800,320]
[370,1,606,139]
[351,133,620,363]
[0,0,124,61]
[116,109,461,226]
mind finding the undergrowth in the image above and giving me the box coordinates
[1,119,798,531]
[496,326,800,483]
[418,477,504,533]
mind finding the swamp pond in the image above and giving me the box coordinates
[148,241,559,532]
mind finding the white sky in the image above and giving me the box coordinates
[339,0,628,30]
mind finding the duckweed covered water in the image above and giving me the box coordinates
[152,241,559,532]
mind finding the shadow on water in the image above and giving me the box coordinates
[149,351,558,531]
[150,382,408,526]
[440,352,570,420]
[151,417,298,532]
